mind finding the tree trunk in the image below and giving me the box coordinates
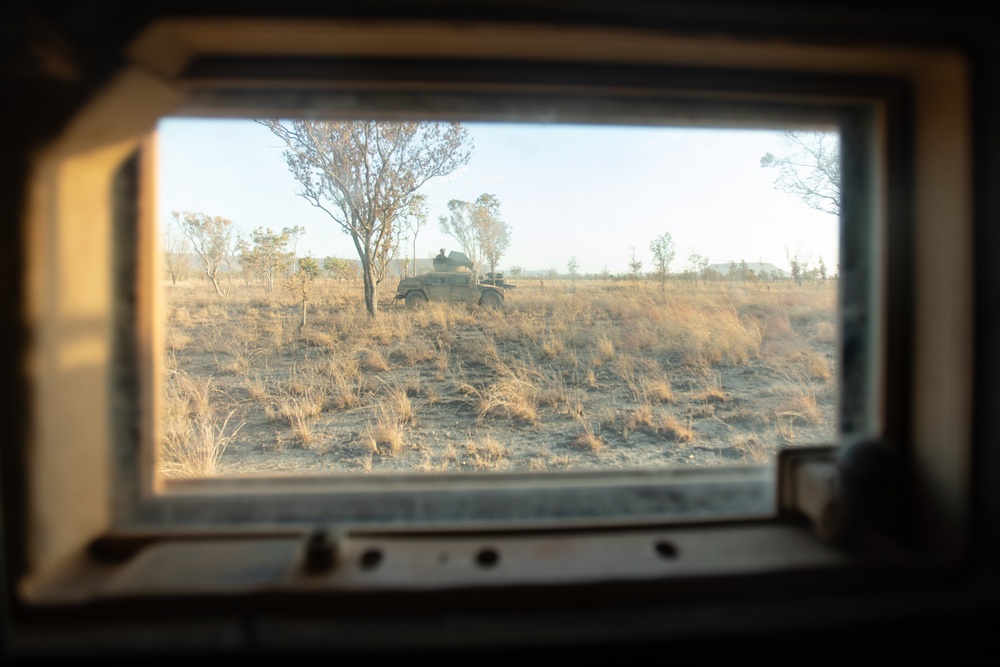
[362,262,379,318]
[209,271,225,298]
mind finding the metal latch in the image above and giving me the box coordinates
[779,440,900,547]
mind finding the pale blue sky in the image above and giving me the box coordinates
[156,119,839,276]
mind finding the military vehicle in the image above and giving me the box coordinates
[393,250,513,309]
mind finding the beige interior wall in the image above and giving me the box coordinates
[19,20,973,585]
[910,55,972,552]
[23,69,182,584]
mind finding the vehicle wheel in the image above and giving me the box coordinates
[480,290,503,309]
[405,291,428,308]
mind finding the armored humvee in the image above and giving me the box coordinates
[393,251,513,309]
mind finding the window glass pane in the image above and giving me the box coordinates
[157,119,839,478]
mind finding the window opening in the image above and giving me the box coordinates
[155,119,842,482]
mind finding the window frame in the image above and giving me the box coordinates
[128,68,884,530]
[4,13,980,654]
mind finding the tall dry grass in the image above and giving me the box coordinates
[161,275,837,475]
[160,371,244,477]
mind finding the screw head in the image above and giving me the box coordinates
[304,528,338,573]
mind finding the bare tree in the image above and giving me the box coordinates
[567,256,579,291]
[699,256,711,283]
[396,255,410,281]
[438,200,483,274]
[439,193,510,279]
[162,216,190,285]
[650,232,676,299]
[785,247,812,286]
[404,194,429,277]
[283,224,305,275]
[323,256,353,284]
[257,120,472,318]
[239,227,294,292]
[173,210,236,298]
[475,194,511,279]
[288,256,321,330]
[234,231,255,289]
[687,250,710,285]
[760,131,841,216]
[628,247,643,290]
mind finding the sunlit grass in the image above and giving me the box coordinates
[160,277,836,476]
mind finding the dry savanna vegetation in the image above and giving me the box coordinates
[160,277,837,478]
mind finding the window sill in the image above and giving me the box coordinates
[12,518,960,656]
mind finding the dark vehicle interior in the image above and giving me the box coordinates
[2,0,998,662]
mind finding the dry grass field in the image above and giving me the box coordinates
[159,277,837,478]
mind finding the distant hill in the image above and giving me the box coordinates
[708,262,789,278]
[502,263,791,279]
